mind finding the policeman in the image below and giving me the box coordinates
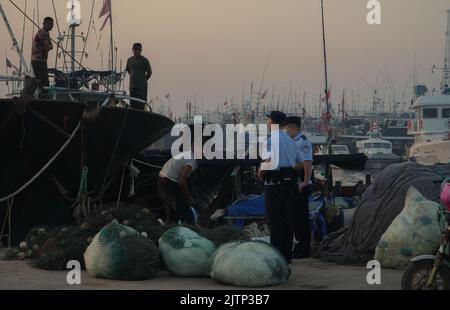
[258,111,303,263]
[283,116,313,259]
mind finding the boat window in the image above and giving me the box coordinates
[332,146,348,152]
[423,108,438,119]
[365,143,391,149]
[443,108,450,118]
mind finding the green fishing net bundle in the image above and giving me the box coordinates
[84,220,160,281]
[159,226,216,277]
[210,241,291,287]
[4,203,164,271]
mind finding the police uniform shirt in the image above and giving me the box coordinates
[294,133,313,184]
[261,129,302,170]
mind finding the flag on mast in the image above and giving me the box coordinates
[99,0,111,31]
[165,93,170,99]
[6,58,13,69]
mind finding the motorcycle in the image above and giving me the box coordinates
[401,177,450,290]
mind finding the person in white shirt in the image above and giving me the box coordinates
[158,151,198,225]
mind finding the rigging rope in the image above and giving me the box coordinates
[99,107,130,196]
[0,121,81,203]
[79,0,96,65]
[132,158,163,169]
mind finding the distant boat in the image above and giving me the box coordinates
[356,128,405,170]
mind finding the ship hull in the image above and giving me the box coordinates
[0,99,174,244]
[410,140,450,165]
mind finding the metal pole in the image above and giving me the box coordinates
[321,0,333,195]
[0,2,29,73]
[109,1,114,75]
[71,26,76,72]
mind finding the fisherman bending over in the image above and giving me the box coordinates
[31,17,54,96]
[126,43,152,110]
[157,145,198,225]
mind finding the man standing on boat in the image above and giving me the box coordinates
[258,111,303,263]
[126,43,152,110]
[284,116,313,259]
[31,17,54,95]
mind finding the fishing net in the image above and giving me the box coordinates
[84,220,159,281]
[374,186,441,269]
[8,202,165,271]
[210,241,291,287]
[159,226,216,277]
[314,163,450,265]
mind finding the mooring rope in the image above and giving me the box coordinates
[132,158,163,170]
[0,121,81,203]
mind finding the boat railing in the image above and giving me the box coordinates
[41,87,151,111]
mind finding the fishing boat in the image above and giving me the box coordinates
[356,128,405,170]
[407,10,450,165]
[408,95,450,165]
[0,1,174,245]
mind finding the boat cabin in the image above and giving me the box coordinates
[408,95,450,142]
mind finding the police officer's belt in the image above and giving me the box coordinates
[264,168,297,185]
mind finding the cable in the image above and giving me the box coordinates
[8,0,113,92]
[99,107,129,196]
[79,0,95,65]
[0,121,81,203]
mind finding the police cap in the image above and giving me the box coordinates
[266,111,287,124]
[282,116,302,128]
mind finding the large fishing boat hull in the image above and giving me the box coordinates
[410,140,450,165]
[0,99,174,243]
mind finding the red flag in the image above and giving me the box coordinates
[261,90,268,100]
[6,58,12,69]
[321,89,331,102]
[99,0,111,18]
[99,0,111,31]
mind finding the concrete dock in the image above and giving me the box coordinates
[0,250,402,290]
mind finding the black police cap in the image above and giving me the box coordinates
[266,111,287,124]
[283,116,302,128]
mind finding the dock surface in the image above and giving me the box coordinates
[0,250,402,290]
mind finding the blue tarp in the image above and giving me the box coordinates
[227,194,328,240]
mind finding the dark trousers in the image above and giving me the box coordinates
[31,60,49,90]
[265,184,296,262]
[130,87,148,110]
[157,177,194,225]
[293,186,311,256]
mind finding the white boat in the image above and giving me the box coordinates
[408,9,450,165]
[356,129,404,170]
[316,144,350,155]
[408,95,450,165]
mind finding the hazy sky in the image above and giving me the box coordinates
[1,0,449,116]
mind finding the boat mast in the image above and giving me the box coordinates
[0,2,29,73]
[443,9,450,89]
[68,0,81,72]
[320,0,333,194]
[109,0,114,88]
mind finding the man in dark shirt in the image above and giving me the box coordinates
[31,17,54,94]
[125,43,152,110]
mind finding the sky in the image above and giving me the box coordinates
[1,0,449,117]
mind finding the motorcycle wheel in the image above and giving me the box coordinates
[401,259,450,290]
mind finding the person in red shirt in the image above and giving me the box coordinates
[31,17,54,93]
